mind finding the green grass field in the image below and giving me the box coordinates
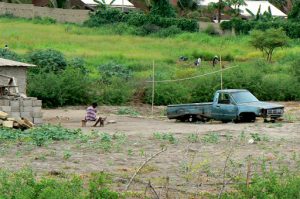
[2,17,299,67]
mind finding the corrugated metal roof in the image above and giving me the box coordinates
[0,58,35,67]
[198,0,287,17]
[240,1,287,17]
[81,0,134,7]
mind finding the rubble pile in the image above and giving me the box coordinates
[0,111,34,129]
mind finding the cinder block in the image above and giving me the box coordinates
[10,112,21,118]
[33,107,41,112]
[20,106,33,112]
[9,100,20,107]
[33,118,43,124]
[21,100,32,107]
[0,100,10,106]
[32,100,42,107]
[11,106,20,112]
[33,112,43,118]
[20,112,32,119]
[1,106,11,113]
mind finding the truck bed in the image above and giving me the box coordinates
[167,102,213,120]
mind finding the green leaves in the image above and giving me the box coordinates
[250,28,289,62]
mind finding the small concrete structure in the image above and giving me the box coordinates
[0,58,35,95]
[0,58,43,124]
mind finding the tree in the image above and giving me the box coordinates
[288,0,300,21]
[250,28,289,62]
[177,0,198,16]
[226,0,246,17]
[150,0,176,17]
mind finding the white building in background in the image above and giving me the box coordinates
[239,1,287,18]
[81,0,135,9]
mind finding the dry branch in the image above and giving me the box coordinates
[125,147,167,191]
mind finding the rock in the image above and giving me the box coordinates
[3,121,13,128]
[107,120,117,124]
[0,111,8,120]
[248,138,255,144]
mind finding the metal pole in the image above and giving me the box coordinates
[220,55,223,90]
[151,60,155,116]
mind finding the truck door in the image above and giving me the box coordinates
[212,93,238,121]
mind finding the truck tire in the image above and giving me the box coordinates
[239,113,256,123]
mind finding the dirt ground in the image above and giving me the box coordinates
[0,102,299,198]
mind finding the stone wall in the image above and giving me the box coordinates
[0,2,89,23]
[0,66,27,95]
[0,97,43,124]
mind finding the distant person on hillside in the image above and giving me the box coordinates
[213,55,219,67]
[82,102,105,127]
[194,58,201,67]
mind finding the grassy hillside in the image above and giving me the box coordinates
[2,17,299,65]
[1,17,300,105]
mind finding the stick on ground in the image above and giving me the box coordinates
[125,147,167,191]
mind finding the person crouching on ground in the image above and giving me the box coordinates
[82,102,105,127]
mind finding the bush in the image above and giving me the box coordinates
[28,68,92,107]
[98,62,133,84]
[84,8,125,26]
[97,78,134,105]
[144,83,191,105]
[68,57,88,74]
[224,169,300,198]
[154,25,182,37]
[0,169,119,199]
[27,49,67,73]
[85,9,198,33]
[204,24,218,35]
[0,48,21,61]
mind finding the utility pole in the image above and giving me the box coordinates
[218,0,222,23]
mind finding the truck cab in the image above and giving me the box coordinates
[212,89,284,122]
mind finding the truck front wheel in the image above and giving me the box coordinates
[239,113,256,123]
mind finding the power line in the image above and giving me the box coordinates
[146,65,240,83]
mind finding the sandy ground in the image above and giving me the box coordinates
[0,102,299,198]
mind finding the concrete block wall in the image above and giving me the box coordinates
[0,98,43,124]
[0,2,89,24]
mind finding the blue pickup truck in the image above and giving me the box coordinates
[167,89,284,123]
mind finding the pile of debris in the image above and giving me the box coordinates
[0,111,34,129]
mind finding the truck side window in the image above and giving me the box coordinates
[218,93,231,104]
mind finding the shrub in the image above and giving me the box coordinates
[97,78,134,105]
[0,48,21,61]
[89,172,119,199]
[27,49,67,73]
[291,57,300,82]
[204,24,218,35]
[154,25,182,37]
[68,57,88,74]
[28,68,92,107]
[85,9,198,33]
[98,62,133,84]
[150,0,176,18]
[32,16,56,24]
[144,83,191,105]
[84,8,125,26]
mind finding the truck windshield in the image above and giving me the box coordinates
[231,91,259,103]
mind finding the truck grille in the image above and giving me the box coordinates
[267,109,283,115]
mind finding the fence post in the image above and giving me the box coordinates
[151,60,155,116]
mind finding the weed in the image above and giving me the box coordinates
[201,133,220,144]
[99,133,112,152]
[117,107,140,117]
[127,149,133,156]
[250,133,270,142]
[153,132,178,144]
[187,133,199,143]
[63,151,72,160]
